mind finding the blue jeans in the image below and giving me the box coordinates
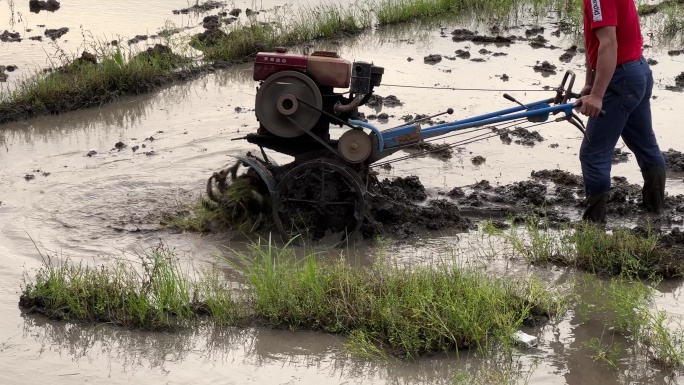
[579,56,666,197]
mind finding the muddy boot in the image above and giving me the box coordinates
[641,167,666,213]
[582,193,609,224]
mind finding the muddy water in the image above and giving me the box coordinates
[2,6,684,385]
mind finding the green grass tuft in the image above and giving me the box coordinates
[486,217,682,279]
[0,44,196,124]
[19,238,566,359]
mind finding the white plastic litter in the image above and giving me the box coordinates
[513,331,538,348]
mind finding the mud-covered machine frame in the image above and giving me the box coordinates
[207,48,599,246]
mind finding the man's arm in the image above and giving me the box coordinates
[584,51,593,87]
[581,52,594,96]
[577,26,618,117]
[590,26,618,100]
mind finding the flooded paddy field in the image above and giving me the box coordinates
[2,0,684,384]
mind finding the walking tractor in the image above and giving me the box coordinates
[207,48,603,246]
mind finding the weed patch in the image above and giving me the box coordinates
[486,218,684,279]
[19,243,246,330]
[19,239,567,359]
[0,44,200,124]
[576,275,684,370]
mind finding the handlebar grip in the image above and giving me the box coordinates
[503,93,516,103]
[573,100,606,117]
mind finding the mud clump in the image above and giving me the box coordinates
[382,95,403,107]
[492,126,544,146]
[451,29,513,45]
[531,169,583,186]
[629,226,684,277]
[471,156,486,166]
[663,148,684,172]
[528,35,550,49]
[559,46,578,63]
[363,176,472,239]
[447,187,465,198]
[134,44,184,66]
[173,1,225,14]
[424,54,442,64]
[666,72,684,91]
[29,0,60,13]
[127,35,148,45]
[533,61,557,75]
[455,49,471,59]
[1,30,21,43]
[402,142,453,161]
[367,94,403,108]
[612,148,630,164]
[525,26,545,36]
[75,51,97,66]
[202,15,221,30]
[386,176,427,201]
[191,15,228,47]
[458,180,549,208]
[45,27,69,40]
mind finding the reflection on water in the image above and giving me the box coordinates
[21,311,547,384]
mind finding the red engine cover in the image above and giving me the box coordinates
[253,52,308,81]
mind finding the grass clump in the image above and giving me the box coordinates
[0,44,195,124]
[243,240,566,358]
[162,177,271,234]
[19,238,568,359]
[486,217,682,279]
[198,3,371,62]
[18,243,241,330]
[375,0,526,25]
[577,276,684,370]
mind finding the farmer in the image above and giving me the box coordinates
[575,0,667,224]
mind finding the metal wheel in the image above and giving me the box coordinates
[255,71,323,138]
[206,155,277,232]
[273,158,366,247]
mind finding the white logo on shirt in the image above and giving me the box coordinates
[591,0,603,21]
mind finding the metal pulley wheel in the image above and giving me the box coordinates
[337,129,372,164]
[255,71,323,138]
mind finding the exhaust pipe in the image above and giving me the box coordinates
[333,94,365,114]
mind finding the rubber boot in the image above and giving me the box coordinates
[582,193,609,224]
[641,167,666,213]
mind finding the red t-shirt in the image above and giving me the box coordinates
[583,0,643,70]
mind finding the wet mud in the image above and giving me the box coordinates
[29,0,61,13]
[423,54,442,64]
[191,15,233,48]
[612,148,630,164]
[172,0,225,15]
[44,27,69,40]
[366,94,404,108]
[1,30,22,42]
[362,176,473,240]
[665,72,684,91]
[451,29,513,45]
[401,141,454,160]
[630,226,684,276]
[533,61,557,75]
[664,148,684,172]
[492,126,545,146]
